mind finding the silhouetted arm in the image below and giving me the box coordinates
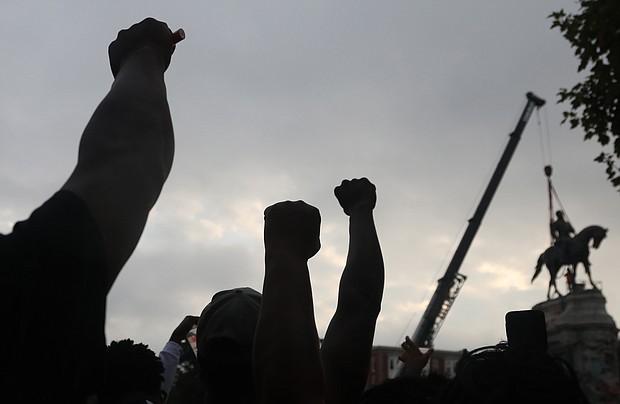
[321,178,385,404]
[253,201,325,404]
[160,315,199,400]
[62,18,176,290]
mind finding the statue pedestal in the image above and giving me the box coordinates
[533,289,620,404]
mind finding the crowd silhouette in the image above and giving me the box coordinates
[0,17,592,404]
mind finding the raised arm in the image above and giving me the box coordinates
[160,315,199,400]
[253,201,325,404]
[62,18,177,290]
[321,178,385,404]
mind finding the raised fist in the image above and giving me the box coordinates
[264,201,321,260]
[108,18,175,77]
[334,177,376,216]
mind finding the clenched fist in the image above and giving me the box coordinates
[334,177,376,216]
[264,200,321,260]
[108,17,176,77]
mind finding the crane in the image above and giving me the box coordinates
[405,92,545,354]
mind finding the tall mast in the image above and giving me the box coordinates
[408,92,545,351]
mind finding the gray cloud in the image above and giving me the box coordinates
[2,1,618,356]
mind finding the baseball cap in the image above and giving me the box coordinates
[196,287,262,379]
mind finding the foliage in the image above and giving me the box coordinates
[550,0,620,189]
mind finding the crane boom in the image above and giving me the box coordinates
[409,92,545,350]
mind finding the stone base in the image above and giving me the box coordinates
[533,289,620,404]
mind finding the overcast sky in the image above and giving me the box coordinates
[2,1,618,355]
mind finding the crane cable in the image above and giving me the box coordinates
[537,105,571,246]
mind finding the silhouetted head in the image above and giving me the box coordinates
[99,339,164,404]
[556,211,565,220]
[437,343,589,404]
[592,227,608,249]
[196,287,262,403]
[360,373,448,404]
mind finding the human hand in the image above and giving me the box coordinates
[108,17,176,77]
[334,177,376,216]
[398,336,433,377]
[170,315,199,344]
[264,201,321,260]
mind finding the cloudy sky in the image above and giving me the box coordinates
[2,1,618,355]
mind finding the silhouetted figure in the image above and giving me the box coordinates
[253,177,385,404]
[437,343,590,403]
[196,287,262,403]
[438,310,588,403]
[358,337,442,404]
[551,211,575,242]
[0,18,178,401]
[98,316,198,404]
[550,210,575,256]
[160,316,200,401]
[99,339,165,404]
[360,373,447,404]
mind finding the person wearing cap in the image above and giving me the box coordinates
[254,177,385,404]
[0,18,178,401]
[196,287,262,403]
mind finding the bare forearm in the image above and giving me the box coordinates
[321,209,384,404]
[90,52,173,177]
[63,50,174,288]
[254,253,324,403]
[339,210,384,313]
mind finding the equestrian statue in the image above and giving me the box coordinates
[532,210,608,300]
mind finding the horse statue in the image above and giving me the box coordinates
[532,225,608,299]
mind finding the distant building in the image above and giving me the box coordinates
[366,345,462,389]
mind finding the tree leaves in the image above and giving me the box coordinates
[550,0,620,190]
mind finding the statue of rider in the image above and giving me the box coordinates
[550,210,575,262]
